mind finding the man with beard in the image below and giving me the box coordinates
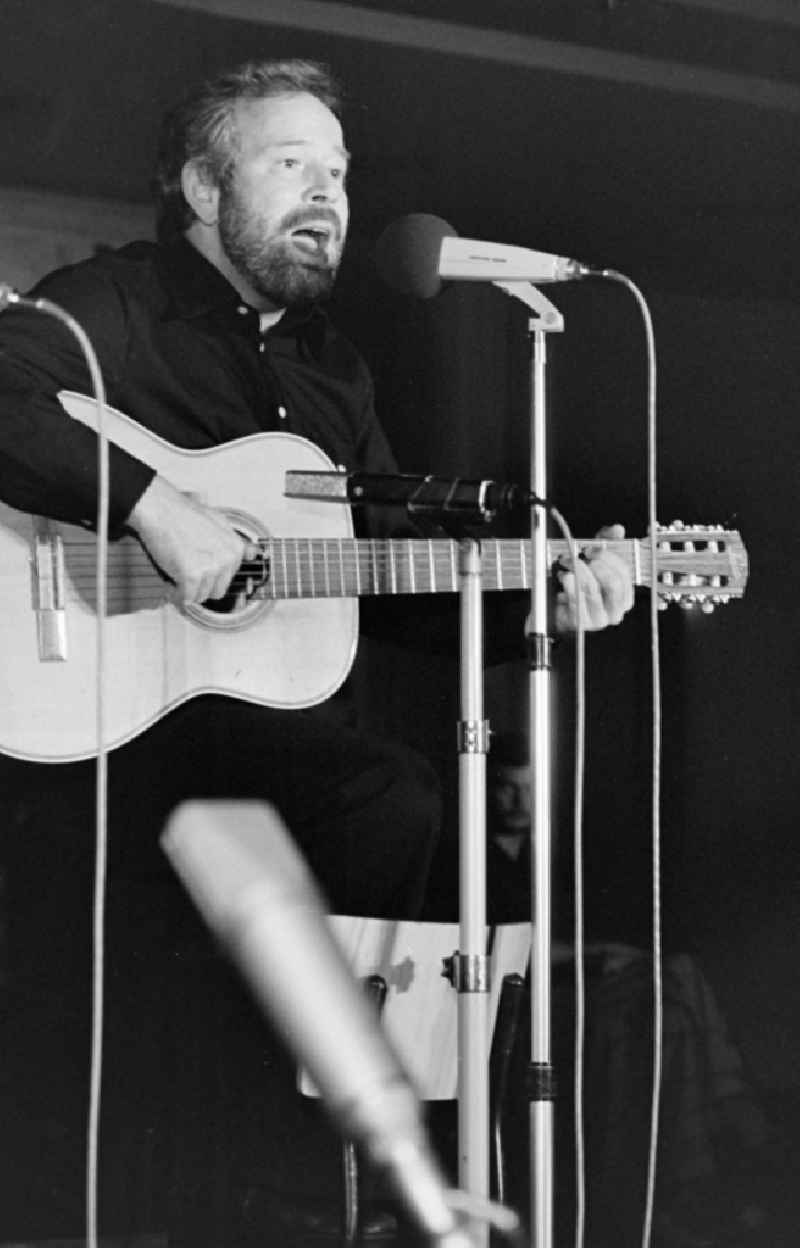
[0,60,632,1242]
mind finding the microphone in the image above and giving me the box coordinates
[161,801,476,1247]
[375,213,590,298]
[285,468,544,518]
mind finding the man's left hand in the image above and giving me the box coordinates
[553,523,635,632]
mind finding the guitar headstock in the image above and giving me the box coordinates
[650,523,749,612]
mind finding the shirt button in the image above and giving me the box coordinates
[237,305,249,316]
[278,406,287,420]
[258,342,265,353]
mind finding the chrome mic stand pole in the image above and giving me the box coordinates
[454,535,491,1248]
[495,282,564,1248]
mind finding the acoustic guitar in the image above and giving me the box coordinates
[0,392,748,762]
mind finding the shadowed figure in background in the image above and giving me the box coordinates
[483,731,778,1247]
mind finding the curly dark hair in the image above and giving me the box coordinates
[153,59,343,241]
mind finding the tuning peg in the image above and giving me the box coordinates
[701,601,716,614]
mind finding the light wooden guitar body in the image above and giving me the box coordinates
[0,393,358,762]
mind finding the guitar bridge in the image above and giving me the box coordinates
[33,522,68,661]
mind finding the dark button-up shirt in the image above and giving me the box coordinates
[0,236,398,534]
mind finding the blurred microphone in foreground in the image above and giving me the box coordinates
[161,800,485,1247]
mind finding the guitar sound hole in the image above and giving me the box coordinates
[199,527,270,615]
[195,541,270,620]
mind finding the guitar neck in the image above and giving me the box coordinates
[251,528,747,604]
[255,536,638,599]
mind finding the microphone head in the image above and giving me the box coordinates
[161,800,326,939]
[374,213,455,298]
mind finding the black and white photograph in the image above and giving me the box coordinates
[0,3,798,1246]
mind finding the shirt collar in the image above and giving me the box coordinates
[159,235,329,357]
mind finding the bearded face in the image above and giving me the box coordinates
[218,181,344,308]
[212,93,350,310]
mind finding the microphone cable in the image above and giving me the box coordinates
[545,270,661,1248]
[0,286,110,1248]
[596,270,663,1248]
[547,504,588,1248]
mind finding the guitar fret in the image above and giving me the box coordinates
[265,539,275,598]
[408,540,416,595]
[307,539,315,598]
[354,541,362,597]
[373,547,379,594]
[449,541,457,591]
[633,539,642,587]
[323,541,331,597]
[520,539,528,590]
[267,539,277,597]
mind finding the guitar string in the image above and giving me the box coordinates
[52,551,686,573]
[49,541,731,606]
[54,553,722,583]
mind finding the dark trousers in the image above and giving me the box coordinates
[0,694,443,1239]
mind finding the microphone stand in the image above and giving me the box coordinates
[495,281,564,1248]
[454,534,491,1248]
[282,290,561,1242]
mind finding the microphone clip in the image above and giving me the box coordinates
[285,468,546,528]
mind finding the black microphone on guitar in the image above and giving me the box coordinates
[284,467,545,520]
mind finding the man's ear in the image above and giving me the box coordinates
[181,160,220,226]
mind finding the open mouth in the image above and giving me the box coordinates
[290,225,333,246]
[287,226,336,265]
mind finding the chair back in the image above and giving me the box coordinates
[299,917,531,1100]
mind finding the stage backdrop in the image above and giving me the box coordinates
[0,186,152,291]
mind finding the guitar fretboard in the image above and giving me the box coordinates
[255,537,637,599]
[55,528,745,614]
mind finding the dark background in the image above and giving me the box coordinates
[1,0,798,1237]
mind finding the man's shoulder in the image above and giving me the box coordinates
[30,240,164,305]
[88,239,162,275]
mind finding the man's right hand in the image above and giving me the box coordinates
[128,474,251,604]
